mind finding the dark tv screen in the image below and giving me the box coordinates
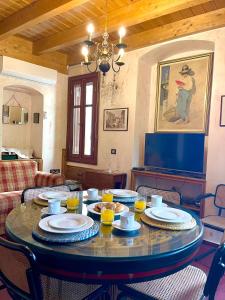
[144,133,205,174]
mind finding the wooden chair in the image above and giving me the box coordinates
[0,237,111,300]
[196,184,225,235]
[136,185,182,205]
[118,242,225,300]
[0,237,43,300]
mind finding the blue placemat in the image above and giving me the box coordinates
[32,222,99,244]
[113,196,137,203]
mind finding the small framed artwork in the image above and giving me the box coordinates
[103,108,128,131]
[220,96,225,127]
[33,113,40,124]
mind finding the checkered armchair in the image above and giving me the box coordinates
[0,160,64,235]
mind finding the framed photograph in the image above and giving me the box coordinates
[220,96,225,127]
[155,53,213,133]
[103,108,128,131]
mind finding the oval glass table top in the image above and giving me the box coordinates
[6,202,203,260]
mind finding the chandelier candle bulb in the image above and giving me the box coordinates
[87,23,94,41]
[118,26,126,43]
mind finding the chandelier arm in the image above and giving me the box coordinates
[86,59,98,73]
[112,59,120,73]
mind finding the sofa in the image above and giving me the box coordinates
[0,160,64,235]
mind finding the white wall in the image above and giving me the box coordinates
[2,90,32,150]
[30,93,43,158]
[0,70,68,171]
[68,27,225,201]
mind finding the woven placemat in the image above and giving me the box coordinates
[32,221,99,244]
[33,198,66,207]
[113,196,137,203]
[140,214,197,230]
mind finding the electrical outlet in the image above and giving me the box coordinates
[111,149,116,155]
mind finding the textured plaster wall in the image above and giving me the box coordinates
[0,71,68,171]
[69,27,225,203]
[2,90,32,150]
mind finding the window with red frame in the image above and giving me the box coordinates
[67,72,99,164]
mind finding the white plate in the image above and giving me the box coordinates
[147,202,168,208]
[112,220,141,231]
[41,207,67,215]
[38,191,70,201]
[48,214,87,230]
[39,214,94,233]
[83,195,102,201]
[144,208,192,224]
[106,189,138,198]
[151,207,192,222]
[87,202,129,216]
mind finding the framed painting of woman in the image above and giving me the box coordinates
[155,53,213,133]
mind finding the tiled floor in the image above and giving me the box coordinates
[0,243,224,299]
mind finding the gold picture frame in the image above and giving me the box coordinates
[155,53,213,133]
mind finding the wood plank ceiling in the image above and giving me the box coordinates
[0,0,225,73]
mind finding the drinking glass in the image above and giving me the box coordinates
[134,196,147,213]
[66,193,79,210]
[102,191,113,202]
[100,208,115,225]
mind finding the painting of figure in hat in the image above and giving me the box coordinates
[155,53,213,132]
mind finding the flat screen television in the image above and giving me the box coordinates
[144,133,205,175]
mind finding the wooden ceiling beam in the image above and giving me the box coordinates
[0,36,68,74]
[33,0,212,54]
[0,0,89,41]
[67,6,225,66]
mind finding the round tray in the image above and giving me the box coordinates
[140,214,196,231]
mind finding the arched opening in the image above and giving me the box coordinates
[2,85,44,160]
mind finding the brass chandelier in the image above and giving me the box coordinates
[81,4,127,76]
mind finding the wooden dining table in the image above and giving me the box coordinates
[5,197,203,287]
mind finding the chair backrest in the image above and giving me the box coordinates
[203,242,225,299]
[0,237,43,300]
[0,160,37,192]
[136,185,181,205]
[21,184,70,203]
[214,184,225,215]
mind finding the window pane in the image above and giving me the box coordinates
[72,108,80,154]
[74,85,81,106]
[86,82,93,105]
[84,107,92,155]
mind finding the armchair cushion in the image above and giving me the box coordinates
[35,172,65,187]
[0,161,36,192]
[0,191,21,235]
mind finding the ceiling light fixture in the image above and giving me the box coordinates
[81,1,127,76]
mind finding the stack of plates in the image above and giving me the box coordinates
[34,191,70,206]
[106,189,138,203]
[38,214,93,234]
[33,214,98,243]
[141,207,196,230]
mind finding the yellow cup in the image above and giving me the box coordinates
[134,199,146,213]
[66,196,79,210]
[100,208,115,225]
[102,193,113,202]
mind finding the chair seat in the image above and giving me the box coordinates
[125,266,206,300]
[202,215,225,231]
[41,276,102,300]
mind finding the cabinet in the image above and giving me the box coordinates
[131,170,206,215]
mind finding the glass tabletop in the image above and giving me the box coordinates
[6,199,203,260]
